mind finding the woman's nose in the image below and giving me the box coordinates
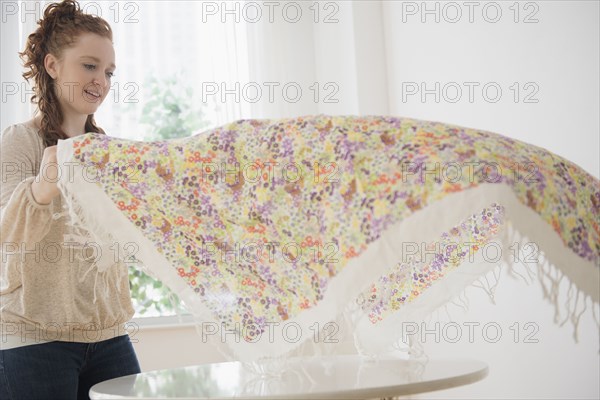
[93,74,108,89]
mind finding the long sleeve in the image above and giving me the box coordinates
[1,125,53,294]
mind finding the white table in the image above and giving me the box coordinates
[90,355,488,399]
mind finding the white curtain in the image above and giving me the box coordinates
[1,1,252,139]
[1,0,44,131]
[1,1,391,138]
[243,0,390,119]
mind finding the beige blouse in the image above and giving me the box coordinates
[1,121,134,349]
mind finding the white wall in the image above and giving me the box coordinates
[130,324,224,371]
[411,267,600,399]
[382,0,599,179]
[244,0,599,179]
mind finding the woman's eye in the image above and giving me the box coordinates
[106,71,114,78]
[84,64,96,70]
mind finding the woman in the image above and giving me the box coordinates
[0,1,141,399]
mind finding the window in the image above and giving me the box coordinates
[0,1,250,319]
[2,0,340,320]
[87,1,250,318]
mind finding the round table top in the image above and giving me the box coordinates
[90,355,488,399]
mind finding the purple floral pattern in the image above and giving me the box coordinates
[68,114,599,340]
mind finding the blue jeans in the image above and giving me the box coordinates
[0,334,141,400]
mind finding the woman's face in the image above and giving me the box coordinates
[45,32,115,117]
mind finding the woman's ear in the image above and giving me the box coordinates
[44,53,60,79]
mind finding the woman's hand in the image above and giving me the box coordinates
[31,145,61,205]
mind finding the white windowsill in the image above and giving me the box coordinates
[130,314,197,331]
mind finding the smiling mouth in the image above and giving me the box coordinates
[84,89,101,98]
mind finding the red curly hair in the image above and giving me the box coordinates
[19,0,112,148]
